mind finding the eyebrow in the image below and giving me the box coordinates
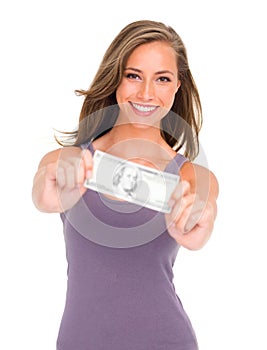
[124,67,175,76]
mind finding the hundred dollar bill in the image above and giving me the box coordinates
[84,150,179,213]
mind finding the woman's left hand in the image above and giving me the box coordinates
[165,162,219,250]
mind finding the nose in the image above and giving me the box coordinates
[136,80,154,101]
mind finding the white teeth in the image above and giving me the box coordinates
[132,103,157,112]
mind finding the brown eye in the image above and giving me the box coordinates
[126,73,141,80]
[157,76,171,82]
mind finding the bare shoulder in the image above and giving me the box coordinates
[92,133,111,152]
[37,146,84,169]
[37,148,62,167]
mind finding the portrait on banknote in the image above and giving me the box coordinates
[112,163,140,200]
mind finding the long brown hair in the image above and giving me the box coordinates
[57,20,202,160]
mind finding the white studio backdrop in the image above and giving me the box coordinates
[0,0,266,349]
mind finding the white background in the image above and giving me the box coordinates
[1,0,266,349]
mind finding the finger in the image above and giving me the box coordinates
[173,203,195,234]
[170,192,205,234]
[169,192,196,222]
[184,209,203,233]
[73,155,87,186]
[57,159,77,190]
[64,152,89,188]
[184,199,207,230]
[183,199,210,232]
[170,194,195,223]
[81,149,93,179]
[56,162,69,190]
[65,162,77,189]
[169,180,191,205]
[74,150,93,186]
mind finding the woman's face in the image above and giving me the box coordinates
[116,41,180,127]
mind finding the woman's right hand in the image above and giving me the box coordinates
[32,147,93,213]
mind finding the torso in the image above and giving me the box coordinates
[57,142,198,350]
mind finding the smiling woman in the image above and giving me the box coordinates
[115,41,180,127]
[58,20,202,160]
[32,19,219,350]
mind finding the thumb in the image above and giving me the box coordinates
[81,149,94,179]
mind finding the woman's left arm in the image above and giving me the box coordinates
[165,162,219,250]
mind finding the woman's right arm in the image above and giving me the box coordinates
[32,147,93,213]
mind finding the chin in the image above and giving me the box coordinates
[130,120,160,129]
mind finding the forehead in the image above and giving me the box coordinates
[126,41,177,70]
[124,167,137,175]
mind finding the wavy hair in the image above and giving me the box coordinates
[57,20,202,160]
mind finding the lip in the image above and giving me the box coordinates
[129,102,159,116]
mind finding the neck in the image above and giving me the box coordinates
[102,122,173,164]
[110,123,163,144]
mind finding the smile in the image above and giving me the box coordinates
[131,102,158,113]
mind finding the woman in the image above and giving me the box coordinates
[32,20,219,350]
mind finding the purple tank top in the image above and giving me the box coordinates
[56,143,199,350]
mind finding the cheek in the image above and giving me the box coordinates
[116,82,133,103]
[161,89,177,108]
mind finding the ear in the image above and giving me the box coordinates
[175,80,181,93]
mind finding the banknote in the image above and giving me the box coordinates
[84,150,179,213]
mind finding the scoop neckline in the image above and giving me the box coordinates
[85,141,182,205]
[88,142,181,173]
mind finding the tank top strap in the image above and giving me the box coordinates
[80,140,94,154]
[165,152,188,175]
[174,153,188,169]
